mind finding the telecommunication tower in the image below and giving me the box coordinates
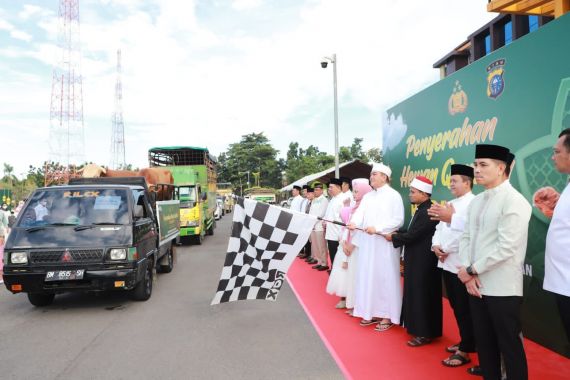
[46,0,85,185]
[110,49,126,169]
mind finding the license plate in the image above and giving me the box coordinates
[45,269,85,282]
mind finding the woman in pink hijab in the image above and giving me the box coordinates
[326,178,373,311]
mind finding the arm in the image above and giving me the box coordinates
[471,196,531,275]
[392,207,438,249]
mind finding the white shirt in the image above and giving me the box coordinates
[324,193,344,241]
[309,194,329,231]
[290,195,304,212]
[544,183,570,296]
[459,181,531,296]
[341,190,354,207]
[431,192,475,274]
[34,203,49,221]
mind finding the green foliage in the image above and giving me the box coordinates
[216,132,284,194]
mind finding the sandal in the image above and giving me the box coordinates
[407,336,432,347]
[446,343,460,353]
[467,366,483,376]
[359,319,379,326]
[442,353,471,367]
[374,322,394,332]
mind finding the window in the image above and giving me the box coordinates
[484,34,491,55]
[504,21,513,45]
[529,15,539,32]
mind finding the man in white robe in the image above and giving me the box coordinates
[340,176,354,206]
[348,163,404,330]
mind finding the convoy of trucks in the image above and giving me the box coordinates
[148,146,218,245]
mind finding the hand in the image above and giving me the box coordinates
[342,261,348,270]
[344,242,355,256]
[365,226,376,235]
[383,233,393,242]
[347,223,356,231]
[428,202,455,223]
[457,266,472,283]
[465,276,482,298]
[433,246,449,263]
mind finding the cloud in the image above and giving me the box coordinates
[232,0,264,11]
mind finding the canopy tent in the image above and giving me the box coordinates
[279,159,373,192]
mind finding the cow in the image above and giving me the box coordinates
[138,167,174,200]
[78,164,174,200]
[78,164,139,178]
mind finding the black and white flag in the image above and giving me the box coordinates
[211,197,317,304]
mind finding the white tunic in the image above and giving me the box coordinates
[290,195,304,212]
[350,184,405,323]
[324,194,344,241]
[544,183,570,297]
[431,192,475,274]
[309,195,329,232]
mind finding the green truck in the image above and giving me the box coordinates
[148,146,217,244]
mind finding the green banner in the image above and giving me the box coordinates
[156,200,180,244]
[384,14,570,356]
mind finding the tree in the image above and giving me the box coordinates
[284,143,334,184]
[216,133,283,194]
[365,147,383,163]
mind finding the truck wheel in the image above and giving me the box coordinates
[131,260,153,301]
[193,233,203,245]
[27,293,55,307]
[159,244,174,273]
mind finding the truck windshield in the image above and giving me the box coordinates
[178,186,196,209]
[17,188,130,228]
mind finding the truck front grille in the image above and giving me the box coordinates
[30,249,105,264]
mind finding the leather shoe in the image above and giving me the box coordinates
[307,259,318,264]
[317,266,329,271]
[467,366,483,376]
[312,264,323,269]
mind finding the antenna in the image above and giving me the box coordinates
[110,49,126,169]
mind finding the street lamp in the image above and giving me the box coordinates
[321,53,339,178]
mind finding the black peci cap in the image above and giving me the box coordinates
[475,144,510,163]
[450,164,474,178]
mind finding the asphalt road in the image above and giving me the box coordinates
[0,214,342,380]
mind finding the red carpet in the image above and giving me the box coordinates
[287,258,570,380]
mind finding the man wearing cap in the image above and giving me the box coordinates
[299,186,314,260]
[386,176,441,346]
[323,178,345,272]
[429,164,476,367]
[348,163,404,329]
[458,144,531,380]
[290,185,303,212]
[339,176,354,206]
[309,183,329,269]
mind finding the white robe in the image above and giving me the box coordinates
[350,184,404,323]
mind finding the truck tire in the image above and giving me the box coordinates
[193,233,203,245]
[159,244,174,273]
[131,259,153,301]
[27,293,55,307]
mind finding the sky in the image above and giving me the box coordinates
[0,0,496,179]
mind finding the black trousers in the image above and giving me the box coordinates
[304,241,312,258]
[326,240,339,267]
[443,271,476,353]
[555,293,570,343]
[469,295,527,380]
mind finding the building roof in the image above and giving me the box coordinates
[279,159,372,192]
[487,0,565,17]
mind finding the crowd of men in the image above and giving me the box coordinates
[291,132,570,380]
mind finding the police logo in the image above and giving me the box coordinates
[487,59,506,99]
[448,80,468,115]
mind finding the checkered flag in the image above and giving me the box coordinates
[211,197,317,304]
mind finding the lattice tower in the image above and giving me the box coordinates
[46,0,85,185]
[110,49,126,169]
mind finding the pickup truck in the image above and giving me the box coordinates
[2,177,180,306]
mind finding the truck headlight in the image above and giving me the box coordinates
[109,248,127,260]
[11,252,28,264]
